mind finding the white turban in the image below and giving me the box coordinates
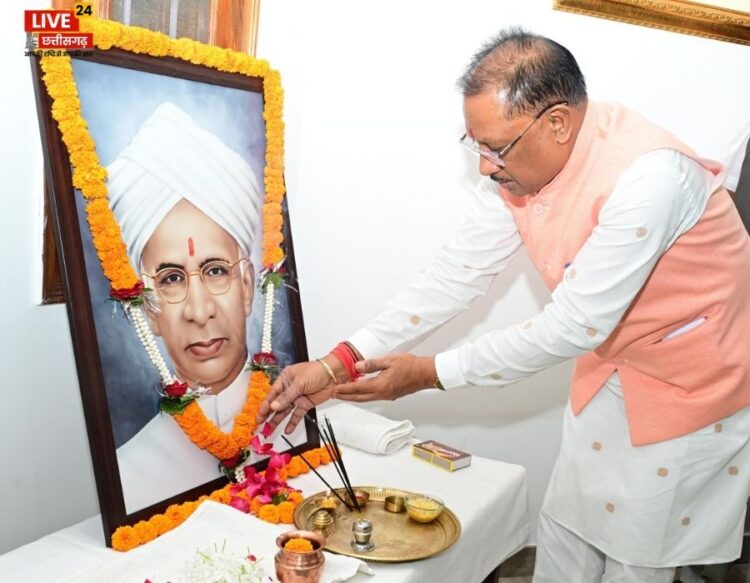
[107,102,262,273]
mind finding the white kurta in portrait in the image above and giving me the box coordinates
[117,368,307,514]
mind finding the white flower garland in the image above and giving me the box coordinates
[261,282,275,353]
[127,303,175,386]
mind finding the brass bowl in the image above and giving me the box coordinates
[384,495,406,513]
[343,488,370,509]
[404,494,445,523]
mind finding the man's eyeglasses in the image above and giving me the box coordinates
[142,257,248,304]
[459,100,568,168]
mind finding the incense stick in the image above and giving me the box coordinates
[324,416,357,507]
[318,420,360,512]
[316,421,357,509]
[280,435,354,512]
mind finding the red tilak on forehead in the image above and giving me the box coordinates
[188,237,195,257]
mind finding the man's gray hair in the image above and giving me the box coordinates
[458,27,587,118]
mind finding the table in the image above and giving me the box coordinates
[0,444,529,582]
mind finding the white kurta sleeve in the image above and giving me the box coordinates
[347,177,522,358]
[436,149,716,389]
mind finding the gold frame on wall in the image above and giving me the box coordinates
[553,0,750,46]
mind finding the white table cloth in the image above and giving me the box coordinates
[0,444,529,583]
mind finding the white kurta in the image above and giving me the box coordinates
[348,149,750,565]
[117,368,307,514]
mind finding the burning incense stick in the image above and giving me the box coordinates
[280,435,354,512]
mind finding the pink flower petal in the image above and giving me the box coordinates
[261,423,274,438]
[229,497,250,513]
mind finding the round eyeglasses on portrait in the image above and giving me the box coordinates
[142,257,248,304]
[459,100,568,168]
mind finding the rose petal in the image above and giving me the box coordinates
[229,497,250,513]
[261,423,274,438]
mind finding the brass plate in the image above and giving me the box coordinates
[293,486,461,563]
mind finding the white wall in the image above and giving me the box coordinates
[0,0,100,554]
[2,0,749,554]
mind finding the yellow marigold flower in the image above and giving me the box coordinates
[258,504,280,524]
[111,525,139,552]
[284,537,314,552]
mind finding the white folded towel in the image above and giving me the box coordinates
[322,404,416,455]
[63,501,372,582]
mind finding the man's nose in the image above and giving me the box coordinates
[182,274,216,325]
[479,155,501,176]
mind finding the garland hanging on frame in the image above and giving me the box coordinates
[38,17,325,549]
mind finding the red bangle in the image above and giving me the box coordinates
[330,342,361,381]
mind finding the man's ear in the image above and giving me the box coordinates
[548,105,573,145]
[242,263,254,318]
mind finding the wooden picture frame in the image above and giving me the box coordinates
[553,0,750,46]
[31,34,317,544]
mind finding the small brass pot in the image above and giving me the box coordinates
[275,530,326,583]
[384,495,406,513]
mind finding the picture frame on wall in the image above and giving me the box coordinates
[553,0,750,46]
[30,21,318,544]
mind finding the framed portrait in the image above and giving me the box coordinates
[553,0,750,46]
[31,19,318,544]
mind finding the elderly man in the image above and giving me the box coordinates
[107,103,307,514]
[259,29,750,582]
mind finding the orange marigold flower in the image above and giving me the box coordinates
[149,514,172,536]
[277,501,295,524]
[250,497,264,515]
[284,537,313,553]
[302,449,322,468]
[258,504,280,524]
[165,504,186,524]
[287,491,304,505]
[210,488,232,504]
[111,525,139,552]
[133,520,157,544]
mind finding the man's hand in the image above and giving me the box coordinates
[333,354,437,402]
[257,360,337,434]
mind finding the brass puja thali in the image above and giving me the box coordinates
[293,486,461,563]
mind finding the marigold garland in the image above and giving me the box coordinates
[171,370,269,460]
[111,446,334,552]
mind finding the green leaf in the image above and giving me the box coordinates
[160,394,198,415]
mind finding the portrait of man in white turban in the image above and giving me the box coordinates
[102,102,305,514]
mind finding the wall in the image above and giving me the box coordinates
[0,0,100,554]
[1,0,748,554]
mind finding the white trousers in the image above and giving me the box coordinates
[533,512,676,583]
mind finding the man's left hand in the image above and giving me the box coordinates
[333,353,438,402]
